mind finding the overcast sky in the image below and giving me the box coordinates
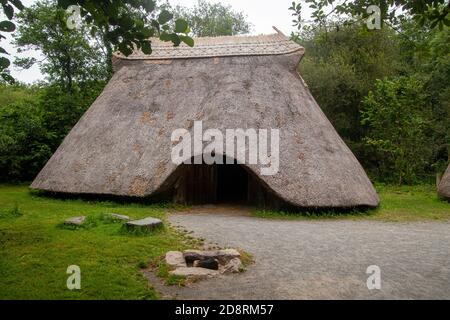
[4,0,312,83]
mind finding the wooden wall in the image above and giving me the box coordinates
[171,163,284,208]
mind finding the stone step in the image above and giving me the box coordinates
[107,213,130,221]
[170,267,219,279]
[165,251,187,269]
[64,216,86,226]
[125,217,163,231]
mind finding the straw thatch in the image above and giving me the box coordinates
[438,165,450,201]
[31,30,379,209]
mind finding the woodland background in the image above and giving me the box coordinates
[0,0,449,185]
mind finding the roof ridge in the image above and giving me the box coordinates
[114,32,304,60]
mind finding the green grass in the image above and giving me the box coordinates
[155,259,186,287]
[0,202,23,219]
[0,185,194,300]
[253,184,450,222]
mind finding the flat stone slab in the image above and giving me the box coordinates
[107,213,130,221]
[221,258,243,274]
[165,251,187,269]
[125,217,163,230]
[64,216,86,226]
[217,249,240,262]
[170,267,219,279]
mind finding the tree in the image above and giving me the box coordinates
[6,1,113,182]
[1,0,193,83]
[290,0,450,34]
[0,84,53,181]
[0,81,105,182]
[39,82,105,144]
[172,0,251,37]
[361,77,434,184]
[57,0,193,54]
[291,2,449,183]
[298,23,404,156]
[397,20,450,173]
[14,0,108,91]
[1,0,24,83]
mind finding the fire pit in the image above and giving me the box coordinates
[165,249,244,280]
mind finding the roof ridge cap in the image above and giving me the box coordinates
[114,31,303,60]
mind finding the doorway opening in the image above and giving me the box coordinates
[171,156,249,205]
[217,159,248,203]
[165,154,282,208]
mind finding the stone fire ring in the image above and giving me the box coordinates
[165,249,243,280]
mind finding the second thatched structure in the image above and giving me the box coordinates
[438,165,450,201]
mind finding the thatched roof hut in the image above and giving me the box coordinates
[438,165,450,201]
[31,29,379,209]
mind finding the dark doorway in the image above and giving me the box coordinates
[172,156,249,205]
[217,160,248,203]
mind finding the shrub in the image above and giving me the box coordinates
[361,76,434,184]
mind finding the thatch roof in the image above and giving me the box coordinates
[31,30,379,209]
[438,165,450,201]
[114,31,304,60]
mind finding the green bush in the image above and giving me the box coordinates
[0,88,54,181]
[299,24,404,147]
[0,82,104,182]
[298,20,449,183]
[361,76,434,184]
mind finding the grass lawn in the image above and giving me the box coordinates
[253,184,450,222]
[1,184,449,300]
[0,185,195,300]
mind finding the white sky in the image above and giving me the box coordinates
[3,0,312,83]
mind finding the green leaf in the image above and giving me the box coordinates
[10,0,25,10]
[151,20,160,31]
[0,46,8,55]
[0,20,15,32]
[158,10,173,25]
[57,0,71,9]
[171,34,181,46]
[430,19,438,29]
[160,32,181,46]
[141,41,152,55]
[159,32,172,42]
[0,56,11,69]
[179,35,194,47]
[141,27,154,38]
[118,16,134,29]
[1,72,15,84]
[175,18,188,33]
[118,42,133,56]
[2,3,14,19]
[143,0,155,12]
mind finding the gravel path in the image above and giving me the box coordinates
[166,211,450,300]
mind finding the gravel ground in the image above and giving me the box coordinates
[165,211,450,300]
